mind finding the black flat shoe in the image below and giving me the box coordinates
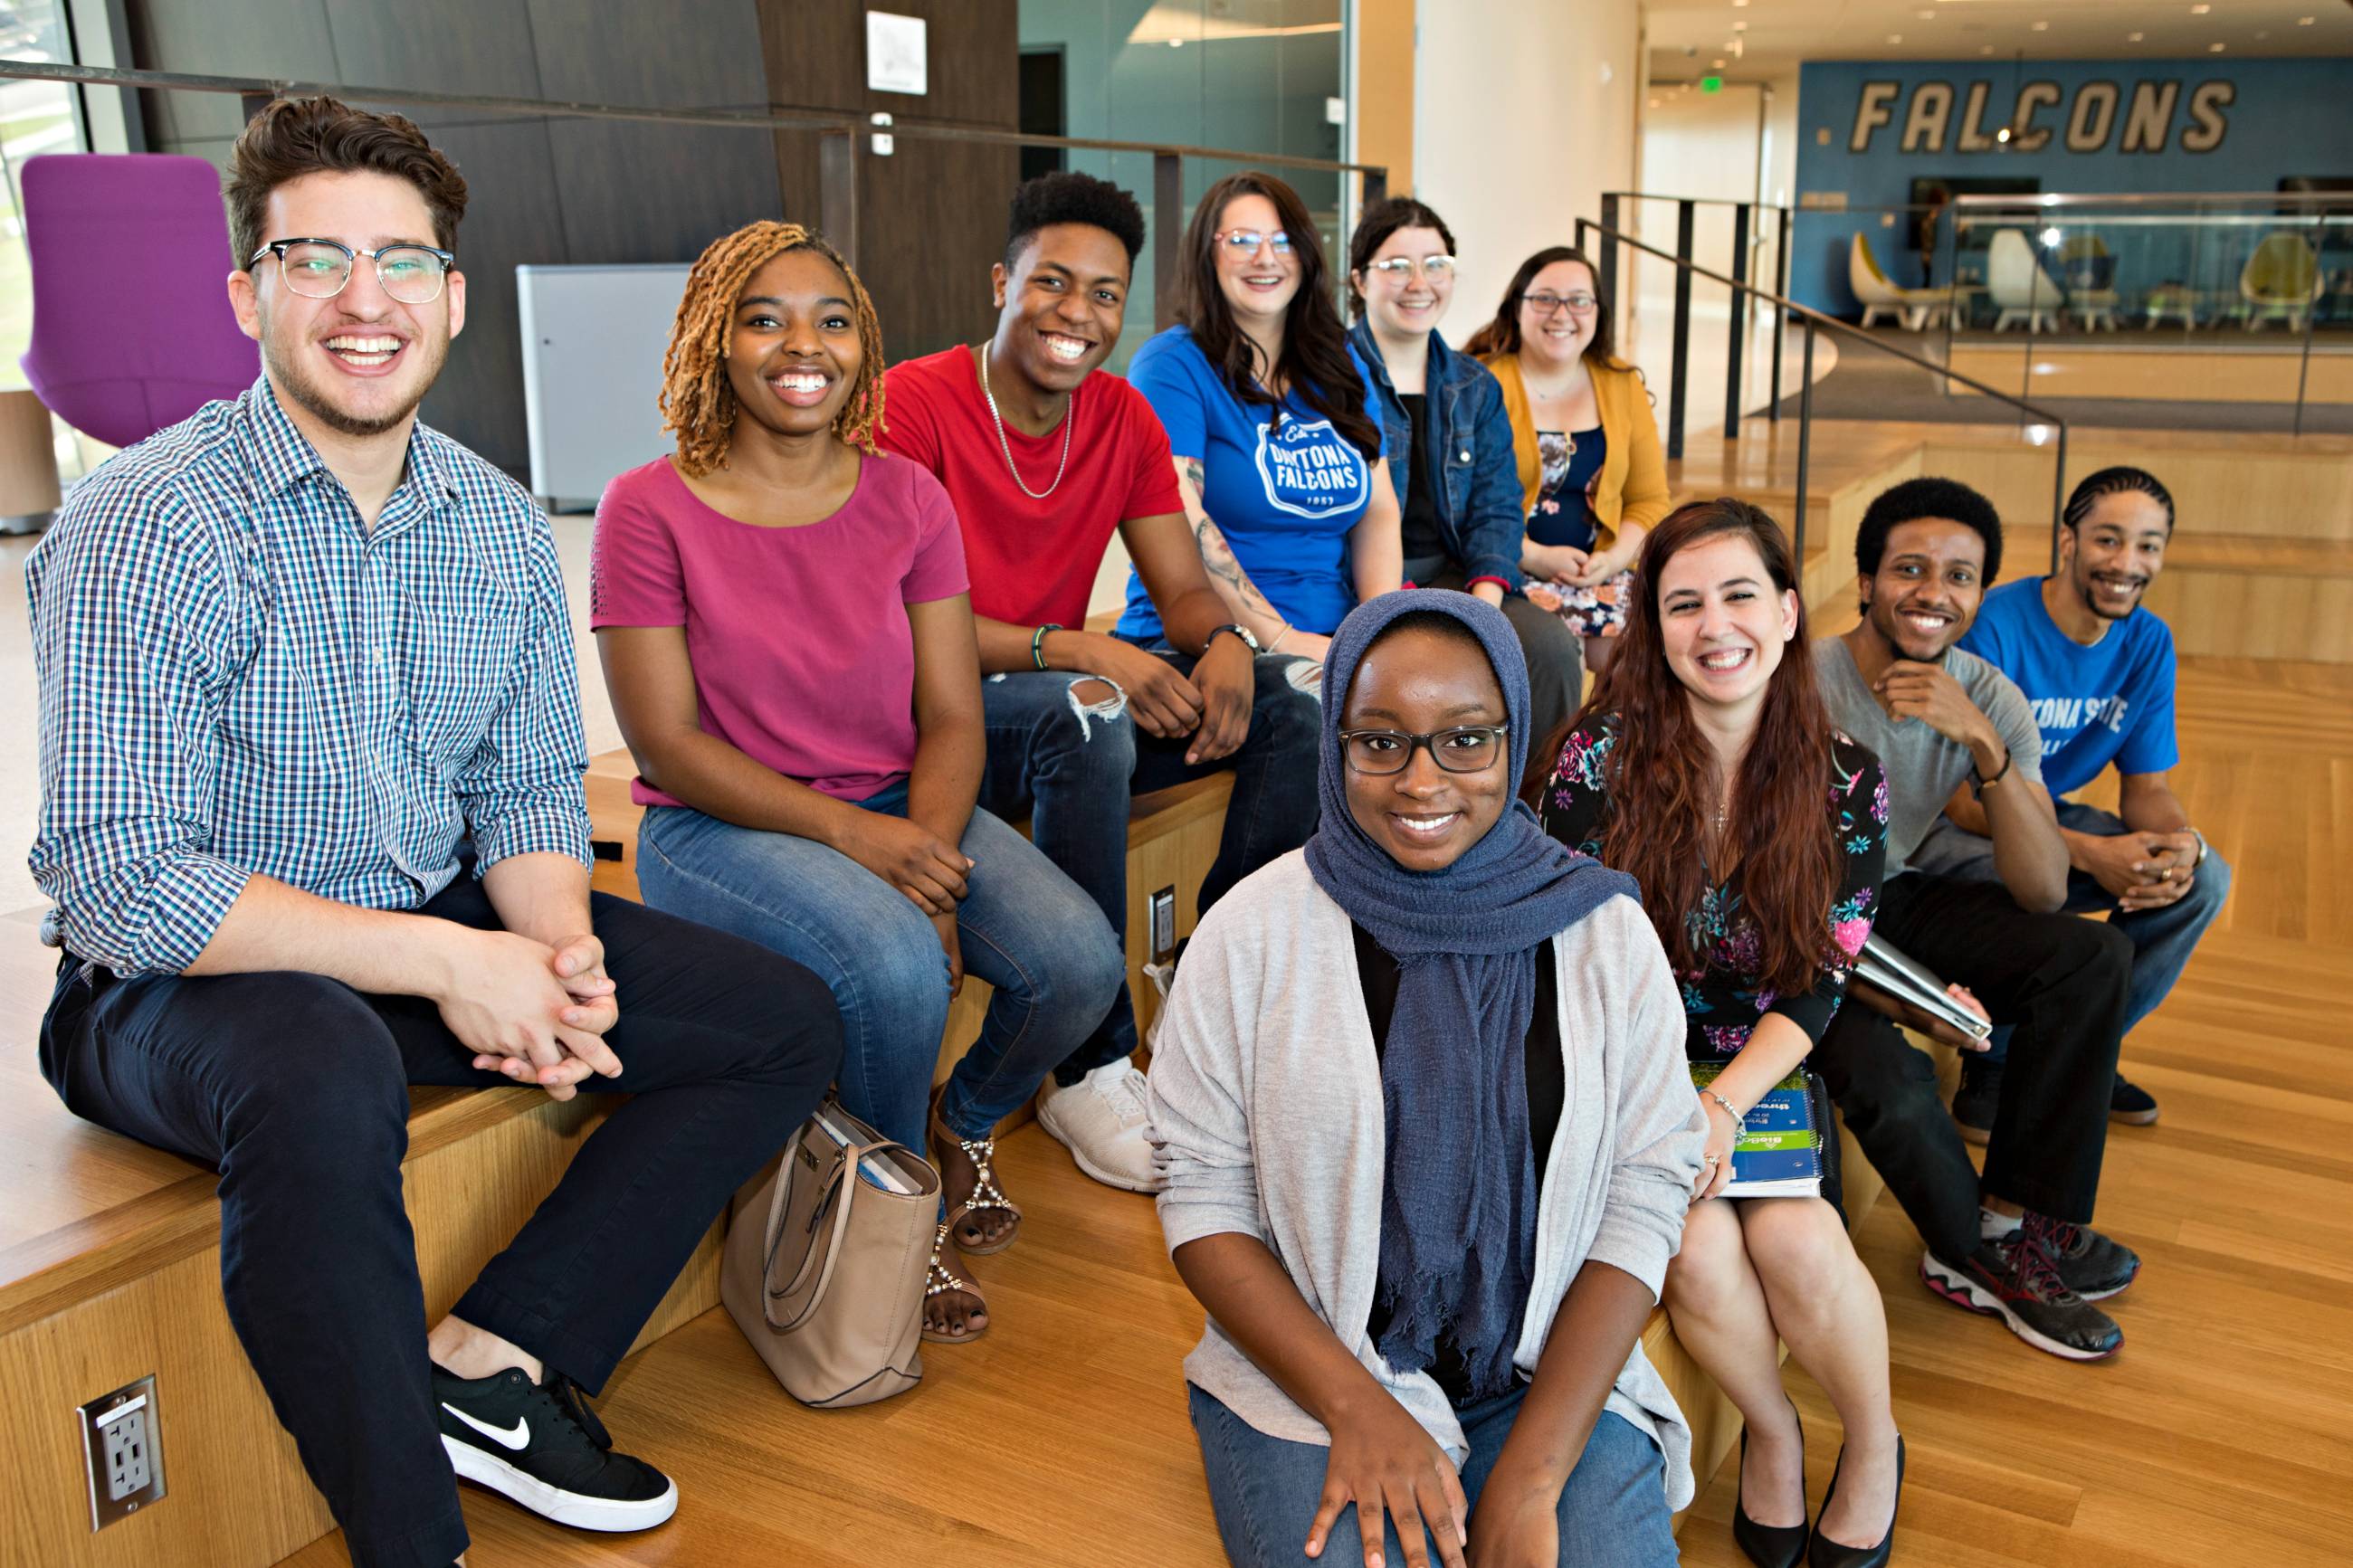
[1733,1402,1809,1568]
[1809,1432,1905,1568]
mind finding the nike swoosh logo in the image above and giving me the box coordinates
[442,1403,529,1450]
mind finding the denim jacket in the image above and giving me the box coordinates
[1349,318,1527,593]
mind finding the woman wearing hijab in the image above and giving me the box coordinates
[1148,591,1707,1568]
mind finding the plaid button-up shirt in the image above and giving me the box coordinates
[27,376,592,975]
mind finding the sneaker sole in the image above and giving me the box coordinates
[2072,1260,2141,1303]
[2109,1106,2160,1126]
[1035,1106,1163,1194]
[1954,1118,1991,1147]
[443,1435,680,1531]
[1917,1255,2120,1362]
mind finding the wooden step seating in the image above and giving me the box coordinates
[7,734,1944,1567]
[1670,419,2353,661]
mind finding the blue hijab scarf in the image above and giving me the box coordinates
[1305,590,1635,1399]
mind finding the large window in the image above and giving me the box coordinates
[1,0,87,389]
[1018,0,1348,367]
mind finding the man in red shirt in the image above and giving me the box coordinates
[883,172,1320,1192]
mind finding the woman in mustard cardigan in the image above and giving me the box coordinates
[1466,247,1671,675]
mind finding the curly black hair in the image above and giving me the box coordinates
[1005,169,1147,269]
[1856,476,2004,582]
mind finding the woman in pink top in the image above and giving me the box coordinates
[592,223,1123,1345]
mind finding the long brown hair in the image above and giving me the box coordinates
[1547,498,1841,994]
[1176,170,1381,459]
[659,222,886,477]
[1461,244,1627,370]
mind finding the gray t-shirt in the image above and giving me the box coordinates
[1813,636,2043,871]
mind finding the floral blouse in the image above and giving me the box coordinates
[1538,717,1890,1059]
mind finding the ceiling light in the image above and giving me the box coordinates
[1734,21,1748,30]
[2040,227,2062,248]
[1888,33,1902,43]
[2128,31,2143,41]
[1714,58,1728,67]
[1919,7,1936,15]
[1981,43,1995,53]
[1648,98,1661,108]
[1996,126,2012,142]
[2189,3,2209,12]
[2300,16,2317,24]
[1732,0,1748,7]
[2030,19,2048,29]
[2209,40,2225,50]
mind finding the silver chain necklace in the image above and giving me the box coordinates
[979,348,1075,500]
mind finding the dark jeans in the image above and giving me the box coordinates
[1911,800,2233,1064]
[37,879,841,1568]
[978,650,1322,1082]
[1407,556,1585,760]
[1811,871,2129,1263]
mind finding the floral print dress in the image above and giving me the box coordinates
[1538,716,1891,1060]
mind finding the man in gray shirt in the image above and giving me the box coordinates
[1810,478,2138,1363]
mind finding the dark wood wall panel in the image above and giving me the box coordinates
[755,0,1019,362]
[119,0,804,478]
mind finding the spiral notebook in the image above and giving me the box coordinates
[1691,1061,1824,1200]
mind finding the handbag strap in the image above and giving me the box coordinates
[764,1136,900,1334]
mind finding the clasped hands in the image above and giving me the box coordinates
[437,928,622,1102]
[2078,827,2199,911]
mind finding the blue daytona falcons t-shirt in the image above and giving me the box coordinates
[1117,325,1386,641]
[1958,575,2178,798]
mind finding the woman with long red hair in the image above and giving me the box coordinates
[1535,499,1910,1567]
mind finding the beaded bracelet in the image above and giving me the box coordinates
[1032,622,1064,671]
[1700,1088,1744,1126]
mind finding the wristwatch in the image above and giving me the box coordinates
[1205,622,1262,655]
[2189,826,2209,866]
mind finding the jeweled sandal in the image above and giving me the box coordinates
[929,1096,1025,1257]
[922,1221,989,1345]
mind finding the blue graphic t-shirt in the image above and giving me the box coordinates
[1117,325,1386,641]
[1958,576,2178,798]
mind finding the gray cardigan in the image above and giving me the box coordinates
[1148,851,1710,1509]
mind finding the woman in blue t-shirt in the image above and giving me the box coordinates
[1117,170,1403,671]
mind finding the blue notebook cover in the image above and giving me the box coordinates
[1691,1061,1824,1197]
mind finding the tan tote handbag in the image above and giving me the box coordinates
[721,1098,939,1408]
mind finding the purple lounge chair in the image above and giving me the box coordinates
[19,153,259,451]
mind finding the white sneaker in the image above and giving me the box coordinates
[1036,1058,1162,1193]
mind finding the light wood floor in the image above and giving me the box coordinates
[267,652,2353,1566]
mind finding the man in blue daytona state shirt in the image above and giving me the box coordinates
[1915,467,2229,1136]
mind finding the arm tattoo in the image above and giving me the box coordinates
[1179,459,1282,623]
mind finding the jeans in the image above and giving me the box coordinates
[1407,556,1585,760]
[1910,801,2233,1063]
[1186,1383,1677,1568]
[977,650,1322,1082]
[636,798,1123,1150]
[1811,871,2130,1263]
[37,879,841,1568]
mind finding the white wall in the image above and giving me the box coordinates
[1413,0,1642,346]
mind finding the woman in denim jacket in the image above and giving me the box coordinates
[1348,198,1586,749]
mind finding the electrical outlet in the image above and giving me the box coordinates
[79,1374,166,1530]
[1149,886,1176,962]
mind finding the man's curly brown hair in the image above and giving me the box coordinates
[659,222,885,477]
[224,96,467,267]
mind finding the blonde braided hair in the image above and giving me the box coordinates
[659,221,886,477]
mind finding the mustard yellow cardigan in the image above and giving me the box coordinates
[1481,352,1672,557]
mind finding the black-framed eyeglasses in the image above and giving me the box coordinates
[1338,726,1509,775]
[1523,290,1599,317]
[247,238,456,305]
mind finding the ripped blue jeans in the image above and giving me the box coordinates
[976,650,1324,1082]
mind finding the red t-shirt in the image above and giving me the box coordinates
[589,453,967,806]
[880,345,1184,631]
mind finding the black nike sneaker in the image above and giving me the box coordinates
[432,1364,677,1531]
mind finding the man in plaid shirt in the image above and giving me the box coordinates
[27,97,839,1568]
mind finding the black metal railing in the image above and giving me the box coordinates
[0,59,1389,330]
[1600,192,1796,451]
[1575,214,2072,572]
